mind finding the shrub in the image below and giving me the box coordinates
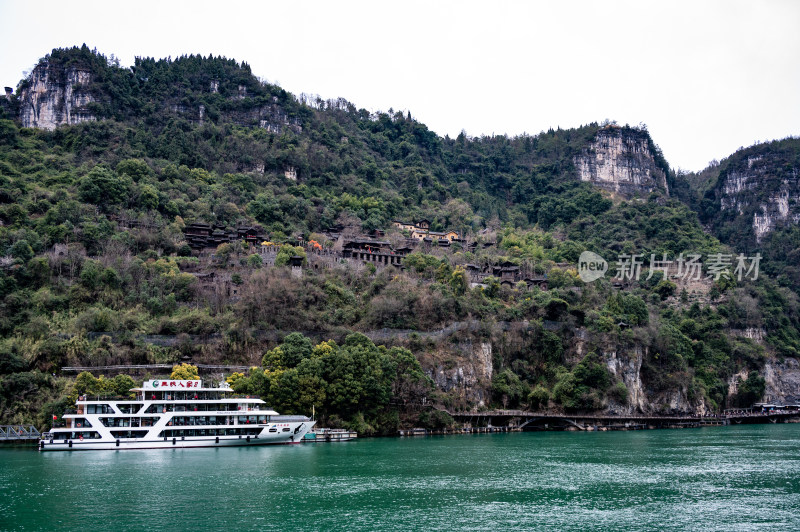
[528,385,550,410]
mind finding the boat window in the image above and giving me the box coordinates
[104,418,131,427]
[86,404,114,414]
[139,417,159,427]
[117,404,143,414]
[71,431,101,439]
[110,430,149,439]
[282,427,290,432]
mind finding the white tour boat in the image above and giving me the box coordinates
[40,379,314,451]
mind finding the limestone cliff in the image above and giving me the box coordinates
[18,62,97,130]
[425,341,494,407]
[696,139,800,247]
[589,338,709,415]
[716,152,800,242]
[574,126,669,197]
[763,358,800,404]
[602,346,647,413]
[420,325,797,414]
[168,95,301,133]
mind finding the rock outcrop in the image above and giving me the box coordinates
[603,346,646,413]
[427,342,493,407]
[574,126,669,197]
[602,345,709,415]
[167,98,301,133]
[574,328,707,415]
[763,358,800,404]
[18,63,97,130]
[717,154,800,242]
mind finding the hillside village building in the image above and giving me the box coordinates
[183,223,264,250]
[173,220,543,289]
[341,239,409,267]
[465,262,548,290]
[392,220,459,242]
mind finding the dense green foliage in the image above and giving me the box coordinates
[229,333,431,434]
[1,47,798,427]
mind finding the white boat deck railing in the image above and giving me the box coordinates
[271,415,311,422]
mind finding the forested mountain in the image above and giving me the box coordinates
[1,46,798,433]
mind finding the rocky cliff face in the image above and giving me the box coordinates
[560,328,708,415]
[426,341,493,407]
[603,346,647,413]
[168,96,301,133]
[426,326,795,413]
[716,153,800,242]
[574,126,669,197]
[600,343,709,415]
[18,63,97,130]
[763,358,800,404]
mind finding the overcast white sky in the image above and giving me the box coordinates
[1,0,798,171]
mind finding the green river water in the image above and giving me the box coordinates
[3,424,800,531]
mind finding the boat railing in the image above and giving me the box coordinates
[76,395,137,401]
[226,394,264,400]
[271,415,311,422]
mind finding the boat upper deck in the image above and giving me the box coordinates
[67,380,279,417]
[129,378,256,402]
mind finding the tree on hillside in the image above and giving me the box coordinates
[274,245,306,266]
[78,166,132,208]
[171,363,200,380]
